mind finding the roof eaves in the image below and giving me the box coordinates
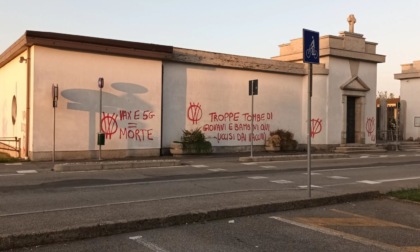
[0,31,174,67]
[0,34,28,68]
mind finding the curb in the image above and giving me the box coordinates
[239,153,350,162]
[0,191,381,251]
[53,159,182,172]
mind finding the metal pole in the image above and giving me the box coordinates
[53,106,55,162]
[251,88,254,157]
[307,63,313,198]
[396,107,399,151]
[52,84,58,162]
[99,88,102,160]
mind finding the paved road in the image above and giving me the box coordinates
[1,152,420,250]
[10,198,420,252]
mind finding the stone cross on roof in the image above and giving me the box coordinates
[347,14,356,33]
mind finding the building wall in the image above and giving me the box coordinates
[0,30,384,160]
[162,62,305,150]
[297,71,329,147]
[275,35,383,146]
[31,46,163,160]
[400,78,420,139]
[323,57,378,144]
[308,73,328,145]
[359,61,379,144]
[0,51,29,157]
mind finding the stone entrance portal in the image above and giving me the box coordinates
[342,94,365,144]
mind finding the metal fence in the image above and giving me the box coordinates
[0,137,21,157]
[376,130,403,143]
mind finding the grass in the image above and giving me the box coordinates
[387,188,420,202]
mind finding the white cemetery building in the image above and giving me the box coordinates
[0,16,385,161]
[395,61,420,141]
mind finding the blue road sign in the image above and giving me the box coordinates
[303,29,319,64]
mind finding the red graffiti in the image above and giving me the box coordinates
[208,112,273,122]
[102,113,118,139]
[187,102,202,124]
[120,128,153,141]
[311,118,322,138]
[209,112,240,122]
[21,135,26,157]
[119,110,155,120]
[366,117,375,141]
[99,110,156,142]
[203,123,271,132]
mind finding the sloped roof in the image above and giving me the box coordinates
[0,31,174,68]
[0,30,329,76]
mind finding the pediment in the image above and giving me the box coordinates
[340,76,370,92]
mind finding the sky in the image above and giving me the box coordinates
[1,0,418,96]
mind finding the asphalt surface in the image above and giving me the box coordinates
[1,151,419,251]
[8,198,420,252]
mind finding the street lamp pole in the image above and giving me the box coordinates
[98,77,104,160]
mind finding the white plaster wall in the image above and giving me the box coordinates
[162,62,304,148]
[0,51,29,156]
[302,73,328,145]
[323,57,378,144]
[401,78,420,139]
[32,46,162,153]
[358,61,378,144]
[318,57,347,145]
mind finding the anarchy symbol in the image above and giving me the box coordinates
[366,117,376,141]
[187,102,202,124]
[311,118,322,138]
[101,112,118,139]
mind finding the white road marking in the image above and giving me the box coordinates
[129,236,169,252]
[398,154,406,157]
[0,174,24,177]
[416,154,420,157]
[74,176,237,189]
[303,172,321,175]
[379,155,388,158]
[360,156,369,158]
[316,165,386,172]
[271,180,293,184]
[357,180,381,185]
[208,168,226,172]
[328,176,349,180]
[0,188,276,218]
[377,176,420,183]
[298,185,322,189]
[4,163,22,166]
[17,170,38,174]
[191,164,208,168]
[260,165,276,169]
[242,162,257,165]
[358,176,420,185]
[270,216,403,251]
[248,176,268,179]
[61,165,186,174]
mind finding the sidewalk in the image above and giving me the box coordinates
[0,151,349,173]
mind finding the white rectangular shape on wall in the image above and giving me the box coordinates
[414,117,420,127]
